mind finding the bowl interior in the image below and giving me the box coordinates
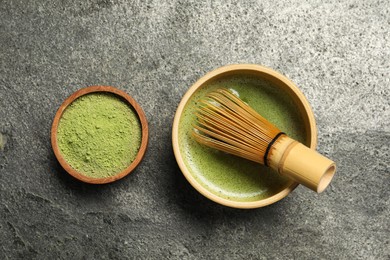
[173,65,317,208]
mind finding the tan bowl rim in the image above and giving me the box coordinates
[172,64,317,208]
[51,85,149,184]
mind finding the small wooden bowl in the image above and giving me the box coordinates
[51,86,148,184]
[172,64,317,208]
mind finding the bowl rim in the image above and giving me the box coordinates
[172,64,317,208]
[51,85,149,184]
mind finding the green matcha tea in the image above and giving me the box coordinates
[179,74,308,202]
[57,93,142,178]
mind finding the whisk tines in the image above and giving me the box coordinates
[192,88,282,164]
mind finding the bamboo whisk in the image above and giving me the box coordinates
[192,89,336,193]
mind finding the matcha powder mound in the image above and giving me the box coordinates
[57,92,142,178]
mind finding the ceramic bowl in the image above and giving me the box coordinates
[172,64,317,208]
[51,86,148,184]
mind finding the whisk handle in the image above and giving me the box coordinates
[269,136,336,193]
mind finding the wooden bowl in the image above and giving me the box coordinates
[172,64,317,208]
[51,86,148,184]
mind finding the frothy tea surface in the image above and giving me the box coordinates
[57,93,142,178]
[178,75,308,202]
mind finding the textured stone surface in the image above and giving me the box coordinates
[0,0,389,259]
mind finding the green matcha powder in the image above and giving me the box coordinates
[57,93,142,178]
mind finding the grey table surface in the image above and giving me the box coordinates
[0,0,389,259]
